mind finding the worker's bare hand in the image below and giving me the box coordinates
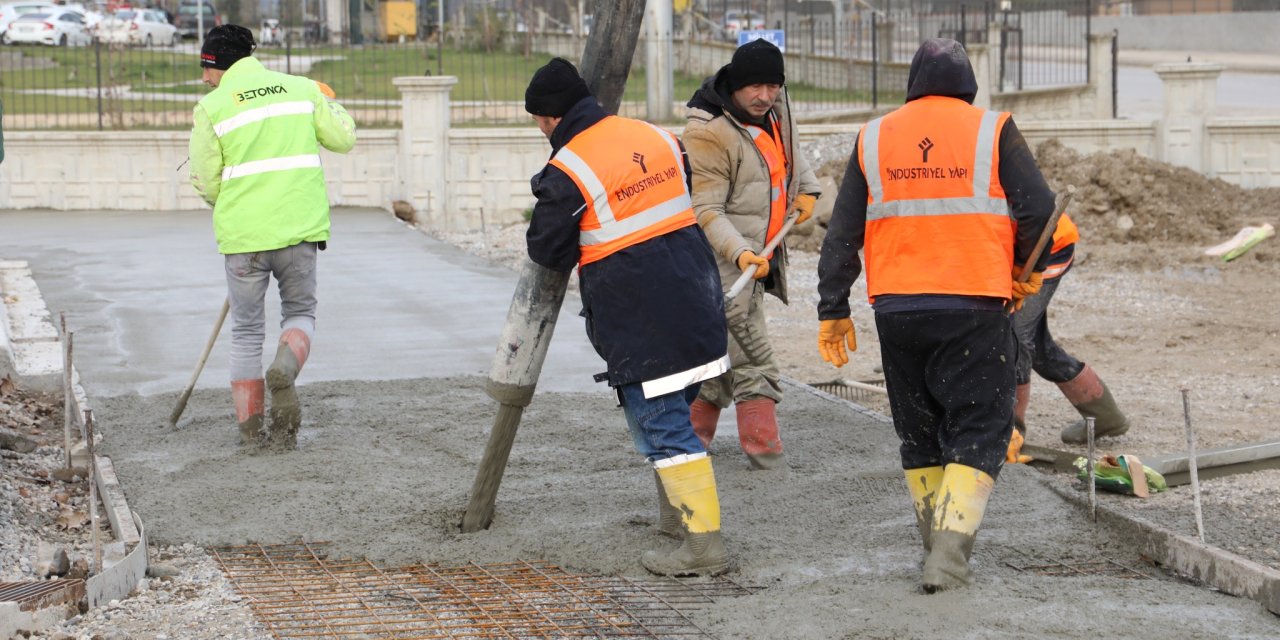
[817,318,856,367]
[736,250,770,280]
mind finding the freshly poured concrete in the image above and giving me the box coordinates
[3,208,1277,637]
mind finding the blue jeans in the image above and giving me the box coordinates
[620,382,706,463]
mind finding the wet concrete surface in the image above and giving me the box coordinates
[3,208,1278,636]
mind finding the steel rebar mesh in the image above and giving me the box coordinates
[213,542,757,639]
[999,548,1152,579]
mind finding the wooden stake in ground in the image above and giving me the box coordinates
[461,0,648,534]
[85,408,102,574]
[1086,416,1096,522]
[62,313,73,468]
[1182,388,1206,542]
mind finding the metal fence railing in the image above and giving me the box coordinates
[0,0,1097,130]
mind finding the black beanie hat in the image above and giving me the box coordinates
[726,39,785,92]
[524,57,593,117]
[201,24,255,70]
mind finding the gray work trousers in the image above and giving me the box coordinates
[224,242,318,381]
[697,283,783,408]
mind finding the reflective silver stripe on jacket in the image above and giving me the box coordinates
[213,100,315,138]
[221,153,322,181]
[553,146,617,225]
[555,137,693,247]
[862,111,1007,221]
[579,194,693,245]
[641,354,732,399]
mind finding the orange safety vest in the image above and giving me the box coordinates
[550,116,697,267]
[857,96,1015,302]
[743,115,788,257]
[1044,213,1079,279]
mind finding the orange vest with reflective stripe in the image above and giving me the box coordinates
[858,96,1015,301]
[1044,213,1079,278]
[550,116,697,267]
[744,116,787,256]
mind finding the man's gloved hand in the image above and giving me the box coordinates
[315,81,336,99]
[792,193,818,225]
[736,250,770,280]
[1006,429,1033,464]
[817,318,857,368]
[1010,270,1044,311]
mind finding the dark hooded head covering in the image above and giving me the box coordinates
[905,38,978,104]
[200,24,255,70]
[725,38,785,92]
[524,57,593,117]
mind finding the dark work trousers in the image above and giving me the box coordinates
[1011,273,1086,386]
[876,309,1016,479]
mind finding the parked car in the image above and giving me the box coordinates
[4,7,92,46]
[174,0,217,39]
[0,1,58,44]
[98,8,176,46]
[722,10,764,40]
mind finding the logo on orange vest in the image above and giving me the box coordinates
[918,137,934,163]
[614,165,679,202]
[632,152,647,174]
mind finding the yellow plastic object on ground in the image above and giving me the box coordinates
[378,1,417,42]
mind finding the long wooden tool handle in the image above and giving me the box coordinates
[1016,186,1076,283]
[168,297,230,427]
[725,209,800,300]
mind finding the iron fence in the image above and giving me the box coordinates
[1,0,1096,130]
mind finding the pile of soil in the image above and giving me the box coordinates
[1033,138,1280,245]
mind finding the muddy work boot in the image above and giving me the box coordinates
[689,398,721,449]
[653,470,683,539]
[265,329,311,450]
[904,466,945,558]
[736,397,784,470]
[641,455,731,577]
[231,379,265,446]
[920,463,993,593]
[1057,364,1130,444]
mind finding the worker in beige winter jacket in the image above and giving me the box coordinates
[682,39,821,470]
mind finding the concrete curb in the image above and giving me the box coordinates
[1042,476,1280,616]
[0,260,62,391]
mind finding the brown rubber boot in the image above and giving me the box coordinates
[231,379,264,446]
[266,329,310,450]
[921,464,993,593]
[689,398,720,449]
[1057,364,1130,444]
[736,398,783,470]
[653,470,683,539]
[1013,383,1030,435]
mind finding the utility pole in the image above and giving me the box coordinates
[644,0,673,121]
[460,0,648,535]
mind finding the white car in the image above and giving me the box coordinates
[723,10,765,40]
[98,8,176,46]
[4,7,91,46]
[0,1,57,44]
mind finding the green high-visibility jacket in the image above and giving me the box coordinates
[190,57,356,254]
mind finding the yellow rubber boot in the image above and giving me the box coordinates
[640,455,730,576]
[653,469,683,539]
[904,466,945,556]
[921,463,993,593]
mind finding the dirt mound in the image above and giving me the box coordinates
[803,133,1280,253]
[1034,138,1280,245]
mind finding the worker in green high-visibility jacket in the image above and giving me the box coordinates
[189,24,356,451]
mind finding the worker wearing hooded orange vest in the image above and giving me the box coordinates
[816,39,1055,593]
[1009,213,1131,458]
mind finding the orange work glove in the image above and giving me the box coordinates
[817,318,857,368]
[791,193,818,225]
[736,250,770,280]
[315,80,336,99]
[1010,270,1044,311]
[1006,428,1032,464]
